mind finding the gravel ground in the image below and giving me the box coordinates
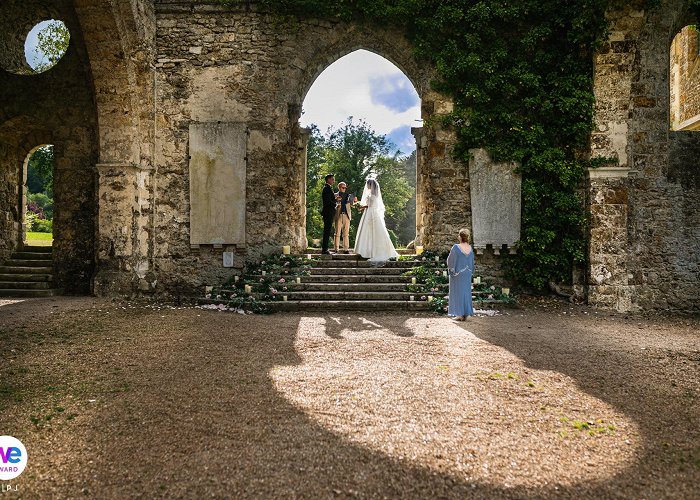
[0,297,698,499]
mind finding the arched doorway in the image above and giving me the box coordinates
[0,0,99,295]
[299,49,420,251]
[22,144,54,248]
[286,31,463,255]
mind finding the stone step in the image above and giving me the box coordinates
[21,246,52,253]
[267,300,432,312]
[0,273,52,282]
[0,288,56,297]
[305,248,415,255]
[299,274,412,284]
[215,287,505,298]
[285,283,454,292]
[4,259,54,267]
[12,252,53,260]
[274,291,432,301]
[0,266,53,274]
[0,281,51,289]
[310,260,418,269]
[285,283,413,292]
[309,267,409,276]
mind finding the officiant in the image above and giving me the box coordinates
[334,181,354,253]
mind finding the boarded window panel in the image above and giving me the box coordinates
[189,123,246,245]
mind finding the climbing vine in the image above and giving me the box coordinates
[220,0,658,290]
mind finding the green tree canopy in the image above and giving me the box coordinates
[306,118,415,246]
[26,145,54,197]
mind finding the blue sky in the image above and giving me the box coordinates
[300,50,421,155]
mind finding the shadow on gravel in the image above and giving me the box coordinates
[320,314,415,339]
[64,312,511,498]
[464,315,700,499]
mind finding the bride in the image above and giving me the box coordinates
[354,177,399,263]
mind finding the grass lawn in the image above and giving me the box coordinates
[25,231,53,246]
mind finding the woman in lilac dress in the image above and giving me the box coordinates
[447,228,474,320]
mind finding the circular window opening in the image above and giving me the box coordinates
[24,19,70,74]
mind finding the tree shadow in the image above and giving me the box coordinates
[318,313,415,339]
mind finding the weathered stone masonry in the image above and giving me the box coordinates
[147,0,462,293]
[589,0,700,312]
[1,0,698,312]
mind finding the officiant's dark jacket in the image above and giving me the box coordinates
[322,183,336,218]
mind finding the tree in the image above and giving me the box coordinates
[306,118,415,246]
[31,21,70,73]
[390,151,417,244]
[26,145,54,197]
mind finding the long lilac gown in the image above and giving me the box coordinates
[447,244,474,317]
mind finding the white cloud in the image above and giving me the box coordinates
[300,49,421,151]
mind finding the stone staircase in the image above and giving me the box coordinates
[0,246,56,297]
[201,250,515,313]
[270,252,431,312]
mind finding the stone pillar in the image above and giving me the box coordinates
[411,126,425,246]
[586,166,636,312]
[94,163,153,295]
[418,94,468,251]
[296,127,311,251]
[0,144,22,263]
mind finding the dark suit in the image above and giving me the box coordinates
[321,183,336,253]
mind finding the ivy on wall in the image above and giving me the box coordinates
[221,0,656,290]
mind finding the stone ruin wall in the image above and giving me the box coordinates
[0,143,22,265]
[589,0,700,312]
[145,0,468,294]
[2,0,697,311]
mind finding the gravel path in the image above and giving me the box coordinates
[1,297,698,498]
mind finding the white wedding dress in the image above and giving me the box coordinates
[354,179,399,263]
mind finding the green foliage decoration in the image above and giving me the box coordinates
[221,0,639,289]
[207,254,313,313]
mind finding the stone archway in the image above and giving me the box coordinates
[284,23,465,254]
[143,4,474,296]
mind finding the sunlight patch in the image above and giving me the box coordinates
[271,316,641,489]
[0,300,26,308]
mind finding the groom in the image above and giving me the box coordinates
[320,173,336,255]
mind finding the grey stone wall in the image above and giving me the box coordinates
[3,0,697,311]
[0,143,21,264]
[589,0,700,312]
